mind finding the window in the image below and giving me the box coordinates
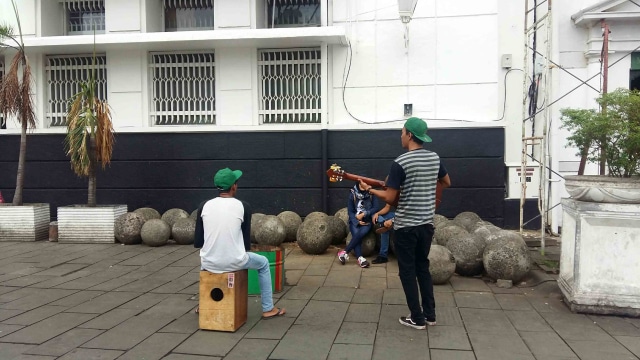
[46,55,108,127]
[631,52,640,91]
[258,48,321,124]
[62,0,106,35]
[266,0,321,28]
[164,0,214,32]
[149,52,216,125]
[0,58,4,129]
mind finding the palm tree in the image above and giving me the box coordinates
[0,0,36,206]
[64,43,115,207]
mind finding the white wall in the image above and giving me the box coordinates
[215,47,255,126]
[144,0,164,33]
[106,50,145,128]
[216,0,252,29]
[106,0,142,33]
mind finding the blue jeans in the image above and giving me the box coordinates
[242,252,273,312]
[376,211,395,258]
[346,221,371,258]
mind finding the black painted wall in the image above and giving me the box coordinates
[0,128,540,228]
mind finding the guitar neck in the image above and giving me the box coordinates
[340,173,386,188]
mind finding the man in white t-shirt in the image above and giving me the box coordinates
[194,168,285,319]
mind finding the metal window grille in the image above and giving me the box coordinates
[46,55,108,127]
[164,0,214,31]
[258,48,321,124]
[62,0,106,34]
[0,59,4,128]
[149,52,216,125]
[266,0,321,28]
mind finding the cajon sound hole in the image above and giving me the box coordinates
[210,288,224,301]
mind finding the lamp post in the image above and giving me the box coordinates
[398,0,418,47]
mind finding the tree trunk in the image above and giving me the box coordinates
[88,136,97,207]
[12,114,27,206]
[577,141,589,176]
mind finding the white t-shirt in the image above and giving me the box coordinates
[199,197,249,273]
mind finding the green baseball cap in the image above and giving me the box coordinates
[404,117,432,143]
[214,168,243,190]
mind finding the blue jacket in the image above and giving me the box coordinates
[347,185,381,226]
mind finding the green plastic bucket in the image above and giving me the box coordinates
[248,245,285,295]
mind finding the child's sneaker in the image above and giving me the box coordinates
[338,251,349,265]
[357,256,370,268]
[399,316,426,330]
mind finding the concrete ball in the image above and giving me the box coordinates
[433,214,449,228]
[327,215,348,245]
[277,211,302,242]
[296,217,333,255]
[251,213,266,243]
[172,218,196,245]
[161,208,189,228]
[141,219,171,247]
[453,212,482,232]
[446,233,485,276]
[114,212,145,245]
[434,224,469,247]
[305,211,328,222]
[255,215,286,246]
[133,207,161,222]
[483,235,531,283]
[429,245,456,285]
[189,209,198,220]
[346,229,377,257]
[334,208,349,226]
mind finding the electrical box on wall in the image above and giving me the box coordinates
[507,165,540,199]
[404,104,413,117]
[501,54,513,68]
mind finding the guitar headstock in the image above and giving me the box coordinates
[327,164,345,182]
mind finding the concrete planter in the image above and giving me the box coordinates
[58,205,127,243]
[0,203,50,241]
[564,175,640,203]
[559,198,640,316]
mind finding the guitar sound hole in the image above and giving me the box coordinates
[210,288,224,301]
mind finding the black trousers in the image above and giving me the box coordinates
[395,223,435,322]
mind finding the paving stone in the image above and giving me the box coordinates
[0,343,36,359]
[430,349,476,360]
[566,339,637,360]
[386,275,402,289]
[10,354,56,360]
[449,275,490,292]
[495,294,534,310]
[459,308,517,335]
[29,272,94,289]
[435,292,456,307]
[435,307,464,327]
[273,298,308,318]
[540,312,614,341]
[453,292,500,309]
[372,328,430,360]
[141,294,195,320]
[504,310,552,332]
[172,330,244,357]
[66,291,142,314]
[487,280,524,294]
[282,286,318,300]
[24,328,103,357]
[223,338,278,360]
[295,300,349,328]
[352,289,383,304]
[428,326,472,350]
[270,324,337,360]
[283,256,313,270]
[87,277,138,291]
[2,305,67,326]
[359,276,388,290]
[468,332,535,360]
[520,331,579,359]
[117,293,171,311]
[159,312,199,334]
[335,321,377,345]
[49,290,105,307]
[433,283,455,293]
[284,269,303,285]
[382,288,406,305]
[245,316,295,340]
[0,275,57,287]
[588,315,640,336]
[324,269,361,287]
[52,276,114,290]
[361,267,386,278]
[82,314,175,351]
[304,264,331,276]
[328,344,373,360]
[0,308,26,322]
[77,308,141,330]
[0,312,95,344]
[0,287,41,303]
[162,353,220,360]
[117,332,190,360]
[378,304,411,328]
[1,288,77,311]
[344,303,381,323]
[56,348,124,360]
[150,278,198,294]
[312,287,356,302]
[615,336,640,357]
[35,264,88,277]
[0,323,24,338]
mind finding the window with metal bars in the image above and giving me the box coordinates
[62,0,106,35]
[266,0,321,28]
[0,58,4,129]
[149,52,216,125]
[45,55,108,127]
[258,48,321,124]
[631,52,640,91]
[164,0,214,32]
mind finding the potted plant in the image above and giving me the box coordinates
[56,40,126,243]
[558,88,640,316]
[0,1,50,242]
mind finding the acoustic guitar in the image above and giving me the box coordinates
[326,164,444,209]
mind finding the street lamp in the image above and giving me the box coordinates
[398,0,418,24]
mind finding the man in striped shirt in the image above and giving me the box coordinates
[362,117,450,330]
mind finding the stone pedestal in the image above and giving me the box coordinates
[58,205,127,243]
[0,203,50,241]
[559,199,640,316]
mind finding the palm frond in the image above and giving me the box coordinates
[64,94,91,177]
[94,99,114,169]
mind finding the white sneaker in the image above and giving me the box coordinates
[338,251,349,264]
[357,256,370,268]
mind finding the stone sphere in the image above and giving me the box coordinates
[483,234,531,283]
[346,229,377,257]
[434,224,468,247]
[133,207,161,222]
[334,208,349,226]
[296,217,332,255]
[255,215,286,246]
[277,211,302,242]
[305,211,328,222]
[433,214,449,228]
[473,224,502,248]
[189,209,198,220]
[114,212,145,245]
[429,245,456,285]
[161,208,189,228]
[172,218,196,245]
[327,215,348,245]
[453,212,482,232]
[251,213,266,243]
[446,233,485,276]
[141,219,171,247]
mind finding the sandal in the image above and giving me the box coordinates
[195,306,199,314]
[262,307,286,319]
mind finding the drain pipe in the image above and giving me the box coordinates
[322,129,328,214]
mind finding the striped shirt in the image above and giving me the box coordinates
[386,148,440,229]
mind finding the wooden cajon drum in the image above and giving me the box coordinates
[199,270,248,332]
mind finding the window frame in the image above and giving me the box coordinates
[61,0,106,36]
[265,0,321,28]
[162,0,214,32]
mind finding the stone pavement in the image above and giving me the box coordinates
[0,241,639,360]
